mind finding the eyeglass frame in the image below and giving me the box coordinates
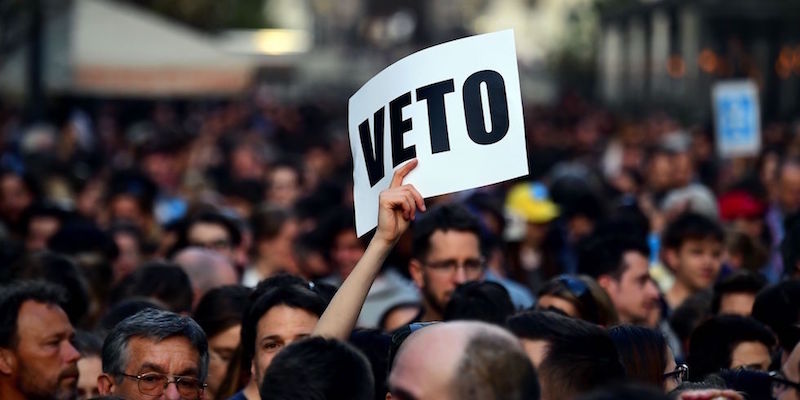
[770,370,800,394]
[663,364,689,384]
[421,256,486,277]
[119,372,207,399]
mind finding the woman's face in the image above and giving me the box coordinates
[536,294,580,319]
[663,346,679,392]
[206,325,241,400]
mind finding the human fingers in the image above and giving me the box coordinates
[390,159,418,188]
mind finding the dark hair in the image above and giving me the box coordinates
[751,279,800,353]
[0,281,67,348]
[535,314,626,399]
[241,284,326,367]
[670,376,728,396]
[577,235,649,279]
[537,274,618,326]
[173,212,243,254]
[218,179,265,207]
[711,271,767,314]
[506,310,584,341]
[687,315,776,381]
[349,329,392,400]
[412,203,483,261]
[4,251,90,325]
[443,281,514,326]
[107,169,157,215]
[110,262,194,313]
[102,308,209,380]
[576,383,670,400]
[19,201,69,237]
[454,331,540,400]
[193,285,252,339]
[49,222,120,261]
[668,291,712,356]
[250,206,293,242]
[717,369,774,400]
[99,298,165,332]
[74,330,104,357]
[662,212,724,251]
[608,325,669,389]
[259,337,374,400]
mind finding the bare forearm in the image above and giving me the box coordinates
[313,238,394,339]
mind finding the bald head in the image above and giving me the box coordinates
[389,321,539,400]
[173,247,238,307]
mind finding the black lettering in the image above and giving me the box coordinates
[358,108,385,186]
[462,70,510,145]
[390,92,416,167]
[416,79,455,154]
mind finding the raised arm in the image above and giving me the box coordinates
[313,159,425,339]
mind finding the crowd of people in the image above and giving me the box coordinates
[1,90,800,400]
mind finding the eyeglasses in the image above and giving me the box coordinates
[423,257,485,277]
[770,371,800,396]
[663,364,689,386]
[120,373,206,399]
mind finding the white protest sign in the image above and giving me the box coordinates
[712,80,761,158]
[349,30,528,236]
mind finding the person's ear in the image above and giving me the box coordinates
[664,248,679,272]
[0,348,16,375]
[409,259,424,288]
[97,373,116,395]
[596,275,616,294]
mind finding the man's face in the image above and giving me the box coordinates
[77,355,101,399]
[410,230,484,315]
[0,301,80,400]
[730,341,771,371]
[101,336,202,400]
[187,222,233,259]
[669,239,722,291]
[602,251,660,324]
[252,305,318,388]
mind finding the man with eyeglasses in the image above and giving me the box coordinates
[408,203,486,322]
[97,308,209,400]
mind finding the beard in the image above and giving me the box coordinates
[421,275,449,316]
[16,360,79,400]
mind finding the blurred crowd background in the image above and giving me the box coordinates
[3,1,800,399]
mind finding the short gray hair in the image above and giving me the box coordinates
[102,308,209,381]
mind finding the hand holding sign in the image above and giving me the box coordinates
[375,159,426,246]
[349,30,528,235]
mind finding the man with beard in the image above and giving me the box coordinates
[408,203,486,322]
[0,281,81,400]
